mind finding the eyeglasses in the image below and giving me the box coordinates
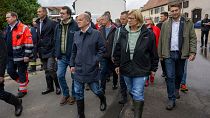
[60,12,66,15]
[128,17,136,20]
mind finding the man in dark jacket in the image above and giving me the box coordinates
[0,31,23,116]
[36,7,61,95]
[70,13,107,118]
[201,14,210,48]
[54,6,79,106]
[99,13,117,93]
[156,12,168,30]
[156,12,168,78]
[112,11,128,104]
[29,18,38,73]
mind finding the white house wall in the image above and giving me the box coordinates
[182,0,210,19]
[75,0,126,22]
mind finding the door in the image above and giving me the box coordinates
[192,9,202,23]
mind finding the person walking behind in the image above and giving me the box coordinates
[54,6,79,106]
[99,13,117,93]
[114,9,159,118]
[0,30,23,117]
[156,12,168,78]
[180,60,189,92]
[5,11,33,98]
[112,11,129,104]
[158,3,197,110]
[145,17,160,86]
[70,13,107,118]
[36,7,61,95]
[29,18,38,74]
[200,14,210,48]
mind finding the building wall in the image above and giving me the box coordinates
[182,0,210,20]
[75,0,126,23]
[142,5,168,23]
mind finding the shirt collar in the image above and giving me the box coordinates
[172,17,181,23]
[9,21,18,30]
[80,26,92,35]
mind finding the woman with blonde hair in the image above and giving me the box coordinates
[113,9,159,118]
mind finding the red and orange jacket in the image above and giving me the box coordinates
[6,22,33,62]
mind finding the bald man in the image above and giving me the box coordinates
[70,13,107,118]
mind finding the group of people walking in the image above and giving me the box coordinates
[0,2,199,118]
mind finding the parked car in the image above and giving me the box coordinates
[194,20,201,29]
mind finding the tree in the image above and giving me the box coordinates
[0,0,40,30]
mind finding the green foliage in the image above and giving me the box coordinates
[0,0,40,30]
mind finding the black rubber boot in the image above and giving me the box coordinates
[77,99,85,118]
[98,94,107,111]
[133,100,144,118]
[5,94,23,116]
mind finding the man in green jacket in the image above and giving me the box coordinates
[158,3,197,110]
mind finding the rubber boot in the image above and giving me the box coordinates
[98,94,107,111]
[77,99,85,118]
[133,100,144,118]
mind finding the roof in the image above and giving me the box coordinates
[142,0,169,11]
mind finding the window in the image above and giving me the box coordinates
[161,6,165,12]
[155,8,160,14]
[184,12,189,17]
[151,9,153,15]
[183,1,189,8]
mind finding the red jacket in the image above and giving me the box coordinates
[151,26,160,48]
[7,22,33,62]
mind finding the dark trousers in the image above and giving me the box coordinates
[0,83,20,106]
[160,60,166,75]
[7,59,29,93]
[100,58,118,93]
[164,51,186,102]
[201,31,209,47]
[119,75,127,99]
[41,57,60,90]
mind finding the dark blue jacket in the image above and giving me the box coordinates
[54,19,79,59]
[30,27,38,59]
[70,27,105,83]
[36,17,56,59]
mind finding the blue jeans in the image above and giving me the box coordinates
[57,56,75,97]
[181,60,188,84]
[123,76,147,101]
[165,51,186,102]
[74,80,103,100]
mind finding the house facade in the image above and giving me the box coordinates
[141,0,210,23]
[73,0,126,23]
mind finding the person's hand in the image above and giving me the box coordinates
[24,57,30,62]
[70,67,75,73]
[151,71,155,77]
[0,77,4,84]
[189,54,196,61]
[115,67,120,75]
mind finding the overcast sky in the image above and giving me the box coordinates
[37,0,149,10]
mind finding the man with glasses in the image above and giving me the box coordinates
[54,6,79,106]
